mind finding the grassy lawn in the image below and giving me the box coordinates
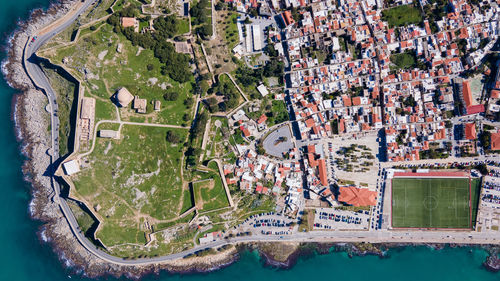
[269,100,289,126]
[139,20,149,31]
[392,177,471,229]
[233,193,276,225]
[97,122,120,131]
[390,51,417,71]
[382,5,422,27]
[82,0,115,22]
[193,162,229,212]
[43,23,194,126]
[72,125,188,247]
[223,12,239,49]
[206,116,232,159]
[177,17,190,34]
[110,223,196,259]
[298,209,314,232]
[93,95,117,121]
[68,200,97,238]
[79,21,106,38]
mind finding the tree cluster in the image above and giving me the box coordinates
[163,89,179,101]
[215,79,239,111]
[191,111,209,138]
[153,15,179,39]
[190,0,213,39]
[107,12,192,83]
[234,62,284,89]
[166,130,181,143]
[185,111,209,166]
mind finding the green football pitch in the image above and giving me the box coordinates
[391,177,471,229]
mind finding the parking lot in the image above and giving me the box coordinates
[236,212,296,236]
[313,208,370,230]
[326,142,336,183]
[262,125,294,158]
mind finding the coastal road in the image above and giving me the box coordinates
[21,0,500,268]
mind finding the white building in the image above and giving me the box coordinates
[257,84,269,97]
[252,24,263,51]
[63,160,80,175]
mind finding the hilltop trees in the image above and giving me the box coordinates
[190,0,213,39]
[153,15,179,38]
[107,13,192,83]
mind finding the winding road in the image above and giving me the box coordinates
[21,0,500,268]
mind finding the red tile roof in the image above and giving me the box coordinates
[491,90,500,99]
[239,126,250,137]
[491,132,500,151]
[318,159,328,186]
[121,17,136,28]
[464,123,476,140]
[305,118,315,128]
[466,104,485,115]
[338,186,377,206]
[462,80,473,107]
[257,114,267,124]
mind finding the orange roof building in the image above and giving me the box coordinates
[121,17,137,28]
[338,186,377,206]
[462,80,474,107]
[491,132,500,151]
[256,114,267,124]
[464,123,476,140]
[318,159,328,186]
[239,126,251,137]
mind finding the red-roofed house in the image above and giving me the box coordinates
[257,114,267,124]
[466,104,485,115]
[240,126,251,137]
[464,123,476,140]
[491,90,500,99]
[338,186,377,206]
[491,132,500,151]
[462,80,474,107]
[121,17,138,31]
[352,96,362,106]
[318,159,328,186]
[305,118,315,128]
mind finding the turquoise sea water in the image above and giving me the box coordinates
[0,0,499,280]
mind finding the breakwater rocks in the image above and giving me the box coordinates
[484,254,500,272]
[245,242,387,269]
[249,241,500,273]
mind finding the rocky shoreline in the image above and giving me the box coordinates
[254,242,500,273]
[3,0,500,279]
[3,0,244,278]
